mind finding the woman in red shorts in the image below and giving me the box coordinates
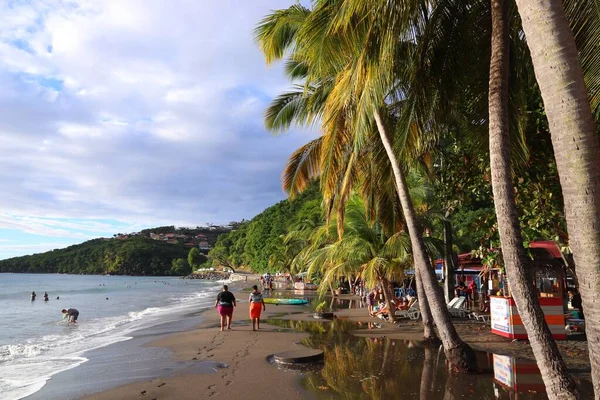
[248,285,266,331]
[214,285,237,331]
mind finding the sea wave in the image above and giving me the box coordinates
[0,286,219,400]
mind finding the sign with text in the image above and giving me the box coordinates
[491,296,511,333]
[493,354,514,389]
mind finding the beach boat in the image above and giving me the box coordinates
[263,298,308,305]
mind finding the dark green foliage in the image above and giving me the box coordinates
[0,237,192,275]
[170,258,192,276]
[208,183,322,273]
[434,88,567,252]
[187,248,207,270]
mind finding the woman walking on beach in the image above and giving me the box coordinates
[214,285,236,331]
[248,285,266,331]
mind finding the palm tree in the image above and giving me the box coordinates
[513,0,600,395]
[306,196,418,314]
[316,1,478,371]
[487,0,579,397]
[256,1,477,368]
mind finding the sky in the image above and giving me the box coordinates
[0,0,316,260]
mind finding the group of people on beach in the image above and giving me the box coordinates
[214,284,266,332]
[366,286,417,320]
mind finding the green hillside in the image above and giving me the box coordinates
[0,226,231,275]
[208,183,322,273]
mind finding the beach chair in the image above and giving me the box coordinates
[448,296,468,317]
[395,299,420,320]
[446,297,460,310]
[469,311,490,323]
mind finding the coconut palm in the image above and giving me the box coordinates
[487,0,579,397]
[305,196,417,310]
[513,1,600,395]
[256,1,476,364]
[303,1,478,370]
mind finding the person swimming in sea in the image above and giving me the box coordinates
[43,292,49,301]
[31,291,36,301]
[62,308,79,323]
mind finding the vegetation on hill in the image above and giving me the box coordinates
[208,183,322,273]
[0,225,229,275]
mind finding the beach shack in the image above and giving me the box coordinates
[492,354,546,395]
[293,272,318,291]
[489,241,567,340]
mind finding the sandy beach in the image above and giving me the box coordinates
[85,283,315,400]
[81,285,592,400]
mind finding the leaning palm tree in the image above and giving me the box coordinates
[304,1,478,370]
[513,1,600,395]
[256,2,473,365]
[487,0,579,397]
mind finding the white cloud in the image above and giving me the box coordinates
[0,0,318,257]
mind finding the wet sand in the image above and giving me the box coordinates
[84,291,591,400]
[85,302,314,400]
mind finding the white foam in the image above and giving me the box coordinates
[0,287,219,399]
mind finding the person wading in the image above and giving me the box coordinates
[214,285,236,331]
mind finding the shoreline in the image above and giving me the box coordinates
[84,290,315,399]
[44,283,590,399]
[20,278,252,400]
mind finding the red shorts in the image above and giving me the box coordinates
[218,305,234,317]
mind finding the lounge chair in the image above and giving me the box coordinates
[446,297,460,309]
[448,296,468,317]
[469,311,490,323]
[395,299,420,320]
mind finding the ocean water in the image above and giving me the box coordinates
[0,274,223,400]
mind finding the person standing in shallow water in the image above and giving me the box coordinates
[214,285,236,331]
[248,285,266,331]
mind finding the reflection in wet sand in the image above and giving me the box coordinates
[266,319,592,399]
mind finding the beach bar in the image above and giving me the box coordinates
[490,295,566,340]
[489,241,567,340]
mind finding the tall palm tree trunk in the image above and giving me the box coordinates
[380,276,398,322]
[514,1,600,395]
[415,267,439,343]
[420,347,435,400]
[373,110,477,372]
[488,0,579,397]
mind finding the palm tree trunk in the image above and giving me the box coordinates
[488,1,579,397]
[373,110,477,373]
[380,276,398,322]
[415,267,439,343]
[420,347,435,400]
[514,1,600,395]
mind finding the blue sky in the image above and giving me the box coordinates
[0,0,316,259]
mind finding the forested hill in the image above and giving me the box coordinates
[0,226,232,275]
[208,184,322,273]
